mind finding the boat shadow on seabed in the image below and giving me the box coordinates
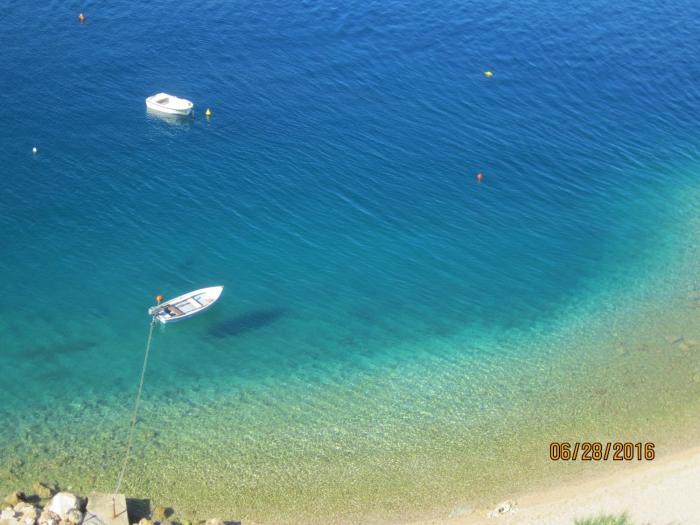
[207,308,287,338]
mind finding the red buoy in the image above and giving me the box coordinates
[156,295,164,304]
[78,13,86,23]
[476,172,484,183]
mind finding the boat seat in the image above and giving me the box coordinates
[167,304,184,316]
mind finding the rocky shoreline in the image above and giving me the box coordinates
[0,487,226,525]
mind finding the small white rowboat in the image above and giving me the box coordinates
[148,286,223,324]
[145,93,194,116]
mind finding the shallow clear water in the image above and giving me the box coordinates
[2,0,700,522]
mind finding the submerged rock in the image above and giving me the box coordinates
[204,519,223,525]
[64,509,82,525]
[137,519,152,525]
[37,510,60,525]
[32,484,55,500]
[14,503,38,521]
[47,494,80,519]
[3,493,25,506]
[487,500,517,517]
[150,507,166,522]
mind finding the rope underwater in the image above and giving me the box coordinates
[112,307,159,516]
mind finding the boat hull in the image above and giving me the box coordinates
[145,93,193,116]
[145,100,192,116]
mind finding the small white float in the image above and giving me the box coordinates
[148,286,223,324]
[145,92,193,116]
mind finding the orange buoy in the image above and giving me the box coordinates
[156,294,164,304]
[78,13,86,23]
[476,172,484,183]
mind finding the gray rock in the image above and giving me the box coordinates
[205,519,223,525]
[37,510,60,525]
[14,503,38,522]
[64,509,82,525]
[0,507,19,525]
[138,519,152,525]
[47,494,80,519]
[487,500,517,517]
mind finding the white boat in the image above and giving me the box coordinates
[145,93,193,116]
[148,286,223,324]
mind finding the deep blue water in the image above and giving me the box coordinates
[2,0,700,514]
[2,0,699,396]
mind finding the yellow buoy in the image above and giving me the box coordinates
[205,108,212,118]
[484,71,494,77]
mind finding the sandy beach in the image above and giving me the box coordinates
[410,446,700,525]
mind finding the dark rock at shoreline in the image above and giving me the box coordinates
[32,484,55,500]
[151,506,167,522]
[3,489,229,525]
[3,492,25,506]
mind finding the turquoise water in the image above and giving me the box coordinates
[3,0,700,522]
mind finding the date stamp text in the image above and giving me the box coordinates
[549,442,655,461]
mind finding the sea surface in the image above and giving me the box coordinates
[3,0,700,523]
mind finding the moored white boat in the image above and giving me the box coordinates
[145,93,194,116]
[148,286,223,323]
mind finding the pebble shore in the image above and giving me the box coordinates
[0,487,225,525]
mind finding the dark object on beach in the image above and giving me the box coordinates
[125,498,151,524]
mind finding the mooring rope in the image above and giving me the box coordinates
[113,315,157,496]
